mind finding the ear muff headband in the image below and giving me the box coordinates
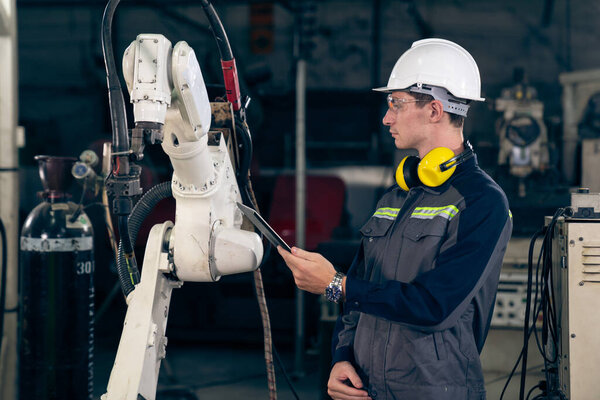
[440,142,474,172]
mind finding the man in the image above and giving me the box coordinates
[278,38,512,400]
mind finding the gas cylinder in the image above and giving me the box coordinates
[19,155,94,400]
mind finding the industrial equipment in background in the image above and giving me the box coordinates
[493,68,568,237]
[495,68,551,197]
[491,270,538,328]
[19,155,95,399]
[72,149,101,194]
[501,190,600,400]
[545,189,600,400]
[72,147,121,263]
[559,68,600,192]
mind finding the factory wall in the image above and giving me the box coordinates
[17,0,599,172]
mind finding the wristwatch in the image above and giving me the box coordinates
[325,271,345,303]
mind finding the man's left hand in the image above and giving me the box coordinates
[277,246,337,295]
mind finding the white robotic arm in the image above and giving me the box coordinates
[123,33,263,281]
[103,33,263,400]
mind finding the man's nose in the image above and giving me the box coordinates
[383,109,395,126]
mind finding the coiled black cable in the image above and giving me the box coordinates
[117,182,172,296]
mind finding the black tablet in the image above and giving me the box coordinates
[237,202,292,252]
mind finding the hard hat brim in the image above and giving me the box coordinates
[373,85,485,102]
[372,86,397,93]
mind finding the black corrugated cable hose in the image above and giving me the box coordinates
[199,0,234,61]
[234,118,253,206]
[117,182,172,297]
[101,0,128,153]
[102,0,141,298]
[118,215,140,296]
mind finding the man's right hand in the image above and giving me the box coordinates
[327,361,371,400]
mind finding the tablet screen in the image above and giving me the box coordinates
[237,202,292,252]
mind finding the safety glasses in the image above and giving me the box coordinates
[387,94,430,113]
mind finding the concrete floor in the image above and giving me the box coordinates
[481,329,547,400]
[95,340,324,400]
[94,328,546,400]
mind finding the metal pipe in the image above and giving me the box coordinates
[561,83,577,184]
[0,1,19,398]
[369,0,382,161]
[294,58,307,376]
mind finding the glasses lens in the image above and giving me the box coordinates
[387,94,398,112]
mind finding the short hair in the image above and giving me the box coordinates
[407,92,465,128]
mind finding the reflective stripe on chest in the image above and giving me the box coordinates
[411,205,459,220]
[372,205,460,221]
[372,207,400,220]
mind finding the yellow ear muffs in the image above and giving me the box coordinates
[417,147,457,187]
[395,155,421,191]
[395,143,474,191]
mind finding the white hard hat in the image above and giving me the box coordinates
[374,38,485,102]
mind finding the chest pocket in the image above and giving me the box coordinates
[359,216,395,282]
[397,220,448,281]
[360,216,394,238]
[403,219,447,241]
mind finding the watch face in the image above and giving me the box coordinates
[326,285,342,302]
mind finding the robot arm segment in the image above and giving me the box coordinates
[103,223,181,400]
[162,129,263,282]
[163,40,262,282]
[122,34,172,125]
[172,41,212,142]
[123,34,263,282]
[169,164,263,282]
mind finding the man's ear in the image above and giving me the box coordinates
[429,100,444,123]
